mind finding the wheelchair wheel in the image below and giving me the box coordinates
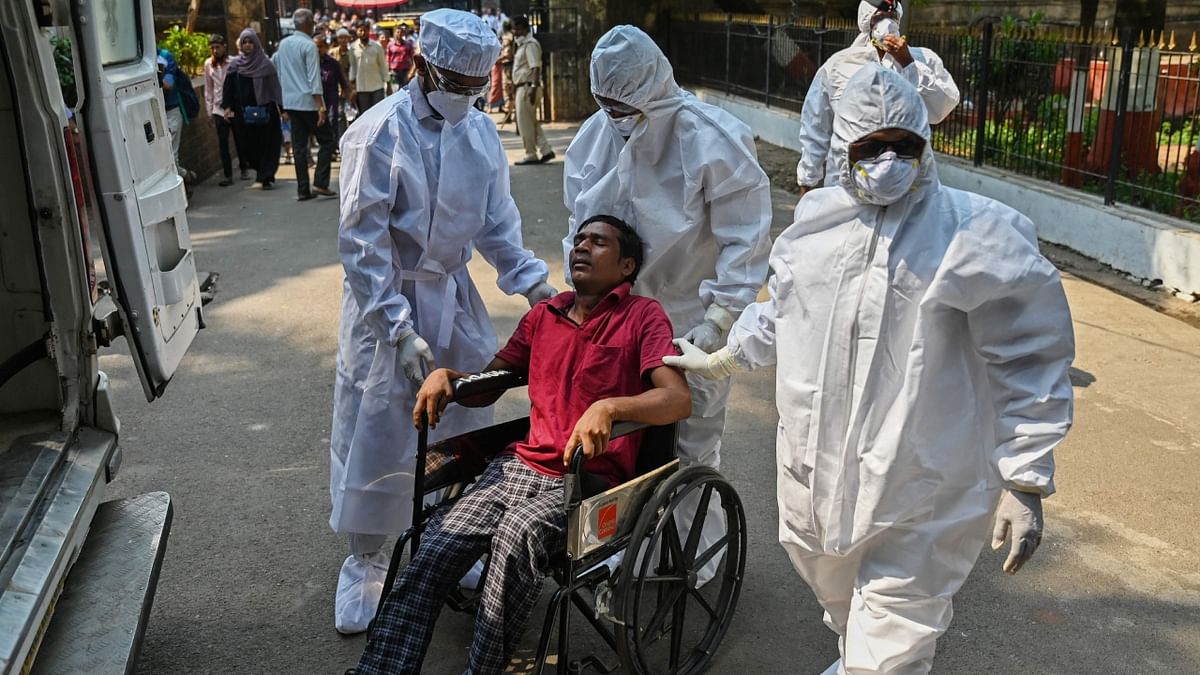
[613,466,746,675]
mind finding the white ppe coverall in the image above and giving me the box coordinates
[331,9,549,634]
[730,65,1075,673]
[563,26,772,581]
[796,0,959,188]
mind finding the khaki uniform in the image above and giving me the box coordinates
[512,34,552,160]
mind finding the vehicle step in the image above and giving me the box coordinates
[29,491,172,675]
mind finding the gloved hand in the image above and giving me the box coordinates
[683,304,736,352]
[394,329,435,385]
[991,489,1044,575]
[662,338,743,380]
[524,282,557,307]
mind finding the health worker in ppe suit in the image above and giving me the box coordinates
[666,64,1075,674]
[796,0,958,197]
[563,25,772,584]
[330,7,556,635]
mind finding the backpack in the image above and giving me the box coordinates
[174,69,201,123]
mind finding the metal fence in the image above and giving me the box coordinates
[666,14,1200,223]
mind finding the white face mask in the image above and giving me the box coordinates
[871,17,901,45]
[426,90,473,126]
[850,151,920,205]
[610,114,641,138]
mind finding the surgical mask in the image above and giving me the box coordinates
[426,89,473,125]
[610,114,641,138]
[850,151,919,205]
[424,63,482,126]
[871,18,900,45]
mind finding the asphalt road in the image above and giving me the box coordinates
[102,118,1200,674]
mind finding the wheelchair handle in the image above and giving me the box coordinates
[451,369,528,403]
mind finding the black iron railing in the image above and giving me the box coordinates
[666,14,1200,223]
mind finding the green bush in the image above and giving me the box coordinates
[49,35,77,108]
[159,24,210,77]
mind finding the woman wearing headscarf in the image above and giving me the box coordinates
[222,28,285,189]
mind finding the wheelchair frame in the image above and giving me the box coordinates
[374,370,747,675]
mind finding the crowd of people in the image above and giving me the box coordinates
[166,3,1076,675]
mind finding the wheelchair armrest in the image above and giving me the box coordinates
[563,420,653,509]
[451,369,528,403]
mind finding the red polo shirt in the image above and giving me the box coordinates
[496,282,679,486]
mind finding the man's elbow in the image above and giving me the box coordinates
[670,389,692,423]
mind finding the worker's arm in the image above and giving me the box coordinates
[796,67,832,189]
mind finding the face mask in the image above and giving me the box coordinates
[610,114,641,138]
[426,90,473,125]
[850,151,920,205]
[871,17,900,45]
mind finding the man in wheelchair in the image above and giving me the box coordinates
[354,214,692,675]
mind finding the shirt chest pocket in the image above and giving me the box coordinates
[574,343,631,402]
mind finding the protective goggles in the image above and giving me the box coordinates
[849,136,926,160]
[593,94,640,116]
[427,63,490,97]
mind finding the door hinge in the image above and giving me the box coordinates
[91,294,125,347]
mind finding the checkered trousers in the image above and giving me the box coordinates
[356,454,566,675]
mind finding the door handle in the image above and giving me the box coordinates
[144,121,155,143]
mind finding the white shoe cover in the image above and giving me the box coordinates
[818,658,843,675]
[334,552,390,635]
[459,558,487,590]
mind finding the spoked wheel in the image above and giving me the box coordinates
[614,466,746,675]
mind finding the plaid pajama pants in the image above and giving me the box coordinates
[356,454,566,675]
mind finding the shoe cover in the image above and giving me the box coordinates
[459,558,487,590]
[335,552,390,634]
[818,658,842,675]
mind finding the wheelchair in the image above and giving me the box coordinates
[372,370,748,675]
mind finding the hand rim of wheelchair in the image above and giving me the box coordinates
[614,465,747,675]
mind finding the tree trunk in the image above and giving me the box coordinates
[185,0,201,33]
[1113,0,1167,33]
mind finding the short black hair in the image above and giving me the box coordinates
[208,33,226,45]
[511,15,530,30]
[578,214,644,283]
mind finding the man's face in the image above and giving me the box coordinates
[210,43,226,59]
[569,221,636,293]
[513,24,529,38]
[337,34,350,47]
[415,54,488,96]
[357,25,369,42]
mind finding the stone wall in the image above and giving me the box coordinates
[178,79,227,184]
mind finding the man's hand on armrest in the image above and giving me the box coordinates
[413,368,468,429]
[563,365,692,466]
[412,357,521,428]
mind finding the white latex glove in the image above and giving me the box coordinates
[524,281,557,307]
[662,338,742,380]
[683,304,736,352]
[991,489,1044,575]
[394,329,434,385]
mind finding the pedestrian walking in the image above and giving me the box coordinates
[510,15,552,164]
[329,7,555,636]
[796,0,958,197]
[222,28,283,190]
[203,33,250,185]
[349,21,388,115]
[386,27,414,90]
[273,8,337,201]
[315,32,352,157]
[499,20,516,123]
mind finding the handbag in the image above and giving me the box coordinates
[243,105,270,126]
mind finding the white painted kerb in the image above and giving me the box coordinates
[692,86,1200,295]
